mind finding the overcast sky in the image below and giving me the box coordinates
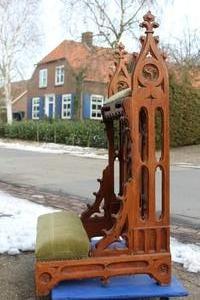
[28,0,200,78]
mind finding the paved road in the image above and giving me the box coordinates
[0,148,199,225]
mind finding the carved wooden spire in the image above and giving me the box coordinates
[108,42,131,97]
[133,10,168,96]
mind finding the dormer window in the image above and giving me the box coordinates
[55,65,64,85]
[39,69,47,88]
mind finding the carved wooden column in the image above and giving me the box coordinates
[128,11,171,283]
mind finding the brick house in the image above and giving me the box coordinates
[27,32,115,121]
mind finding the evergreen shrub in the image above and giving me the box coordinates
[0,119,107,148]
[169,75,200,147]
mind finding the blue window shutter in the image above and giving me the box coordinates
[83,94,90,119]
[39,97,45,119]
[27,98,32,119]
[56,95,62,119]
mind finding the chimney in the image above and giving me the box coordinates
[81,32,93,47]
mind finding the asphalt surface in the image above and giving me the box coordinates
[0,148,199,225]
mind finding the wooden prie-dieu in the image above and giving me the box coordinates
[35,11,171,296]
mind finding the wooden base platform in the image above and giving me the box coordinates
[51,275,188,300]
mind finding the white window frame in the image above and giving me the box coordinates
[45,94,55,118]
[90,94,104,120]
[39,69,47,88]
[32,97,40,120]
[55,65,65,86]
[62,94,72,119]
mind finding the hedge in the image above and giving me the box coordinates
[0,119,107,148]
[0,78,199,148]
[169,76,200,147]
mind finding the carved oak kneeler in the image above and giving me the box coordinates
[35,11,171,297]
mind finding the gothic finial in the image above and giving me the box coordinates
[140,11,159,34]
[108,42,130,97]
[118,42,125,51]
[115,42,127,60]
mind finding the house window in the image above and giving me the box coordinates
[90,95,104,120]
[39,69,47,88]
[32,97,40,119]
[55,65,65,85]
[62,94,71,119]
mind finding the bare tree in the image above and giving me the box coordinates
[63,0,156,48]
[165,26,200,70]
[73,68,87,120]
[0,0,41,124]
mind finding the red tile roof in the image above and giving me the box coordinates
[39,40,115,83]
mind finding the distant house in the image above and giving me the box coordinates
[0,80,28,121]
[27,32,115,120]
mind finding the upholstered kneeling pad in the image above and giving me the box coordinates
[35,211,90,261]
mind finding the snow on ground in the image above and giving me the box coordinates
[0,190,200,273]
[0,139,108,159]
[174,162,200,169]
[0,190,56,255]
[171,237,200,273]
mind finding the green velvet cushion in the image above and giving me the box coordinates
[35,211,90,261]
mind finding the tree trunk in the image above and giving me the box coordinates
[79,91,83,121]
[4,79,13,124]
[75,70,86,120]
[6,100,12,124]
[76,92,80,120]
[75,77,84,121]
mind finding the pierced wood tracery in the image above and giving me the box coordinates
[36,12,171,297]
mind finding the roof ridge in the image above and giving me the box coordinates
[36,38,117,84]
[39,38,114,65]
